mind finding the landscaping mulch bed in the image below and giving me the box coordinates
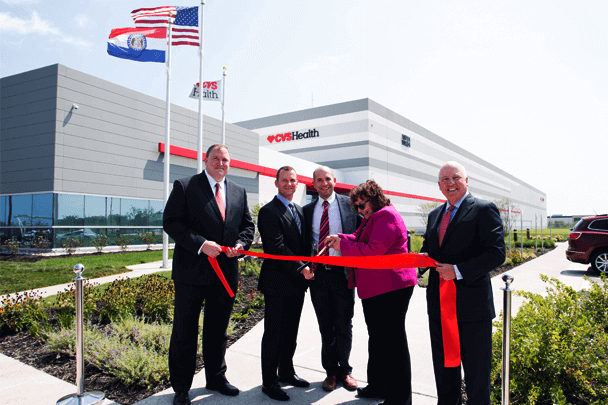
[0,265,264,405]
[0,246,556,405]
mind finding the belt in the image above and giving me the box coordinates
[319,264,344,272]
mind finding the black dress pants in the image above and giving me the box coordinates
[169,281,235,392]
[429,317,492,405]
[310,268,355,376]
[261,292,305,386]
[361,286,414,405]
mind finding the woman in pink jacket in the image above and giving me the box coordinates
[326,180,416,405]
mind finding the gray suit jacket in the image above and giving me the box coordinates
[303,194,360,279]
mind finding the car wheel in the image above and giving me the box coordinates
[591,250,608,274]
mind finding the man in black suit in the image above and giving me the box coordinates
[258,166,311,401]
[163,144,255,405]
[302,166,360,392]
[421,161,505,405]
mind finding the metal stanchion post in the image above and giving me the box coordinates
[501,274,514,405]
[57,264,105,405]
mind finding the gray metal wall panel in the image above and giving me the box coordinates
[1,88,57,109]
[1,123,54,140]
[2,110,57,130]
[235,99,370,130]
[1,65,58,88]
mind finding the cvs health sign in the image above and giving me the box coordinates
[267,128,319,144]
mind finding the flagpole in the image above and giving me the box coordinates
[197,1,205,173]
[221,66,226,144]
[162,17,174,269]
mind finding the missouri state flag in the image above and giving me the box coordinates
[107,27,166,63]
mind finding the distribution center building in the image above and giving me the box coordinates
[0,64,546,250]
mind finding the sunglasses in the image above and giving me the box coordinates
[355,201,368,211]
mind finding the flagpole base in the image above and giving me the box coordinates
[57,392,105,405]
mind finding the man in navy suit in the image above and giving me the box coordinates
[163,144,255,405]
[303,166,360,392]
[421,161,505,405]
[258,166,311,401]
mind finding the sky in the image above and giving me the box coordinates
[1,0,607,216]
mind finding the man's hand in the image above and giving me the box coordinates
[202,241,223,258]
[302,266,315,280]
[435,262,456,280]
[225,244,243,258]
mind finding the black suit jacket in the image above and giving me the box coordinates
[258,196,310,296]
[421,193,505,323]
[303,194,360,279]
[163,172,255,292]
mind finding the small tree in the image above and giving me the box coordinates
[92,234,108,253]
[416,201,441,227]
[62,237,80,255]
[250,203,264,244]
[493,198,521,235]
[139,231,159,250]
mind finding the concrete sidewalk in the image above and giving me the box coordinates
[0,243,601,405]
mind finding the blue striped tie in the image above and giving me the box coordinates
[289,203,301,234]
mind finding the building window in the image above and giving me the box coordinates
[85,195,107,226]
[33,193,53,226]
[56,194,84,226]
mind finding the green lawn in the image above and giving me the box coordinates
[0,250,173,295]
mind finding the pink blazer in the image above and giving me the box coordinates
[339,204,417,299]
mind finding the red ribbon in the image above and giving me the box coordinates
[209,247,459,367]
[439,278,460,367]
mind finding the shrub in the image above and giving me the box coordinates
[490,275,608,404]
[62,237,80,255]
[240,259,261,277]
[47,317,171,389]
[32,236,51,252]
[98,278,138,323]
[92,234,108,253]
[53,281,101,329]
[136,275,174,323]
[139,232,159,251]
[115,234,132,252]
[0,291,48,338]
[2,238,20,255]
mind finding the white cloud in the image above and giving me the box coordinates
[1,0,38,5]
[75,14,90,28]
[0,11,91,47]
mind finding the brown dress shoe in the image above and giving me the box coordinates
[322,375,337,391]
[341,374,358,391]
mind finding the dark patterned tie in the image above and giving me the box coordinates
[438,205,455,246]
[215,183,225,221]
[318,200,330,255]
[288,203,301,234]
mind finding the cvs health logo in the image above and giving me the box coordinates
[267,129,319,144]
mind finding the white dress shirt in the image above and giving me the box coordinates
[312,192,343,256]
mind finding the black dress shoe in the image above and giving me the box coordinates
[173,391,191,405]
[262,384,290,401]
[278,374,310,388]
[357,384,386,399]
[206,379,240,396]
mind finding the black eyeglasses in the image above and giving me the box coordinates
[355,201,368,211]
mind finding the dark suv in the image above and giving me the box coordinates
[566,215,608,274]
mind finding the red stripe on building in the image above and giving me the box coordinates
[159,143,445,203]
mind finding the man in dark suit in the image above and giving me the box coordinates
[302,166,360,392]
[163,144,255,405]
[258,166,311,402]
[421,161,505,405]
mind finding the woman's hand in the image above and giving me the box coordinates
[325,235,341,251]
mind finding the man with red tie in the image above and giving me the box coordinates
[163,144,255,405]
[421,161,505,405]
[302,166,360,392]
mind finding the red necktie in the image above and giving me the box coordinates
[215,183,225,221]
[438,205,455,246]
[318,200,330,255]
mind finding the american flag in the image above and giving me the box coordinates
[131,6,199,47]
